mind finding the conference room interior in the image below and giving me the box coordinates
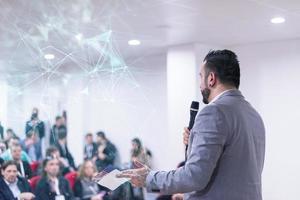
[0,0,299,200]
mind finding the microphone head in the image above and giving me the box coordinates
[190,101,199,112]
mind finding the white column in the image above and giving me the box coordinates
[166,44,198,169]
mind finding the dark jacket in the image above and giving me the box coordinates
[95,141,117,171]
[35,176,73,200]
[56,142,76,170]
[25,120,45,139]
[17,161,32,179]
[0,176,31,200]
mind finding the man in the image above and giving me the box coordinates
[95,131,117,171]
[0,160,35,200]
[25,108,45,140]
[55,126,76,170]
[50,116,65,145]
[35,156,73,200]
[11,144,32,179]
[1,137,32,163]
[20,129,42,162]
[84,132,98,160]
[118,50,265,200]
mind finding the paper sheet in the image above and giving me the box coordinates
[97,169,129,191]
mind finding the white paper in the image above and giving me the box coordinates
[97,169,129,191]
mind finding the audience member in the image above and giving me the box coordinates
[95,131,117,171]
[50,116,65,145]
[84,133,98,161]
[74,160,109,200]
[55,125,76,170]
[10,144,32,179]
[35,156,73,200]
[20,129,42,162]
[0,160,35,200]
[1,136,32,163]
[25,108,45,140]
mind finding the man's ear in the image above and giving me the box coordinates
[208,72,217,87]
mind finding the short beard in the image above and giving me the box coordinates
[201,87,211,104]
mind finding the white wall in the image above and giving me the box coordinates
[231,39,300,200]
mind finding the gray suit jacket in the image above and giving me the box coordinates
[146,90,265,200]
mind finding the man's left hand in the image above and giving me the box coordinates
[117,166,150,187]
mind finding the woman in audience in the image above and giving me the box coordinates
[74,160,108,200]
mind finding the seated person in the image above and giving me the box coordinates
[55,126,76,170]
[1,136,31,163]
[74,160,109,200]
[20,129,42,162]
[11,144,32,179]
[35,156,73,200]
[95,131,117,171]
[45,146,72,176]
[0,160,35,200]
[84,133,98,161]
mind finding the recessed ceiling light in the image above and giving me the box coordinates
[128,39,141,46]
[271,17,285,24]
[75,33,83,41]
[44,54,55,60]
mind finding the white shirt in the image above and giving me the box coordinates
[209,89,236,105]
[5,179,21,198]
[19,161,25,177]
[51,178,60,195]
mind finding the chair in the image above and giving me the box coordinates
[64,171,77,190]
[29,175,41,191]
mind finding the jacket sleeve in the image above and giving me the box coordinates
[146,105,229,194]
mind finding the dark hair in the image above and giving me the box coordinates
[203,49,240,88]
[1,160,18,171]
[96,131,106,139]
[132,138,142,149]
[55,116,62,121]
[46,146,59,157]
[86,133,93,137]
[42,156,58,177]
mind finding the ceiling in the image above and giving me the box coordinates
[0,0,300,80]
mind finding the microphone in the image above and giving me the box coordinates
[185,101,199,161]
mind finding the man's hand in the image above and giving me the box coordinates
[172,193,184,200]
[19,192,35,200]
[116,161,150,187]
[183,127,190,145]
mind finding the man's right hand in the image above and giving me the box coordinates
[183,127,190,146]
[19,192,35,200]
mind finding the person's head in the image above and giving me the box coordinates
[200,49,240,104]
[57,125,67,142]
[96,131,107,144]
[85,133,93,144]
[43,156,60,178]
[55,116,64,126]
[7,136,20,148]
[10,144,22,162]
[1,160,18,183]
[6,128,15,139]
[131,138,142,151]
[31,108,39,120]
[78,160,97,179]
[46,146,61,159]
